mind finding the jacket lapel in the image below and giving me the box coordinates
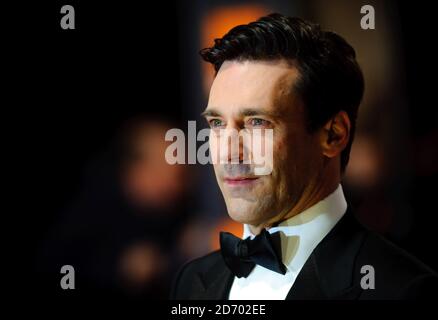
[286,206,366,300]
[192,254,235,300]
[285,253,326,299]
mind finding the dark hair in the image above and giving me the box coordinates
[200,13,364,172]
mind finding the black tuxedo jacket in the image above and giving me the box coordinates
[171,207,437,300]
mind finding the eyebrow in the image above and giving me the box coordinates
[239,108,279,118]
[201,107,279,119]
[201,108,221,118]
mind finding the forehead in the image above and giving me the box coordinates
[207,60,299,115]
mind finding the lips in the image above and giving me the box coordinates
[223,176,259,186]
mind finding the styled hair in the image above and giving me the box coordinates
[200,13,364,171]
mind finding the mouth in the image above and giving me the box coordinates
[223,176,260,186]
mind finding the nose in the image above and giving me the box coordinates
[221,123,246,165]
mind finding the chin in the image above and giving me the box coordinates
[225,199,266,226]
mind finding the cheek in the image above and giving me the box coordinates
[270,134,303,193]
[272,136,291,172]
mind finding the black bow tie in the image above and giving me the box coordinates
[219,228,287,278]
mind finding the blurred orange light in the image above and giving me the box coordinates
[200,5,270,95]
[210,217,244,251]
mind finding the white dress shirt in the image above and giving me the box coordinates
[228,184,347,300]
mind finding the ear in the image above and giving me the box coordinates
[320,111,351,159]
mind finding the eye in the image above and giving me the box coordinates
[247,118,270,128]
[209,119,224,128]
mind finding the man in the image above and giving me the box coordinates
[171,13,437,300]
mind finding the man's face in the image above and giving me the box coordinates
[204,60,322,228]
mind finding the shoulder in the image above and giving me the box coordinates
[170,250,224,299]
[316,210,437,299]
[177,250,224,280]
[357,231,437,299]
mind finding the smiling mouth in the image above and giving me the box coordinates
[223,177,260,186]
